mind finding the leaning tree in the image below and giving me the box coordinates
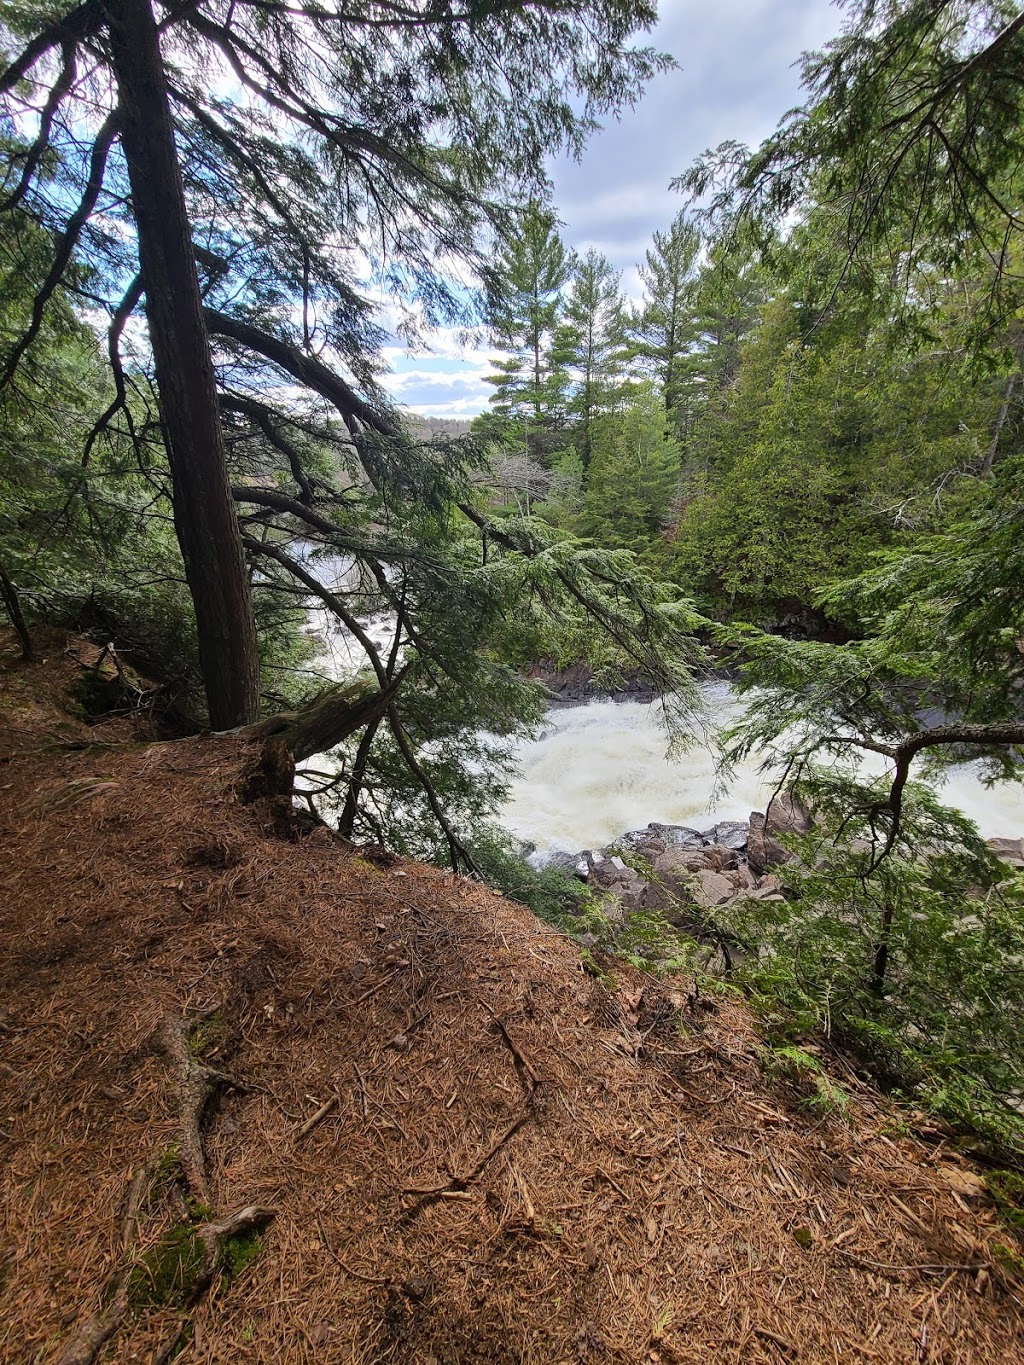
[0,0,671,726]
[0,0,716,865]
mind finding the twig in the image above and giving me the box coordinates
[481,999,540,1090]
[295,1092,340,1139]
[834,1248,988,1275]
[754,1325,799,1357]
[403,1112,532,1200]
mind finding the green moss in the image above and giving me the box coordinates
[993,1241,1024,1276]
[127,1225,206,1309]
[988,1171,1024,1234]
[188,1010,226,1057]
[224,1231,264,1280]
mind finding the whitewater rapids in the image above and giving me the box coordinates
[499,684,1024,859]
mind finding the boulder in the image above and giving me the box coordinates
[746,811,794,875]
[544,851,578,875]
[726,864,758,892]
[653,823,707,849]
[702,843,739,873]
[766,792,813,839]
[710,821,749,851]
[755,873,783,895]
[653,846,712,882]
[690,869,736,908]
[988,837,1024,869]
[588,855,629,890]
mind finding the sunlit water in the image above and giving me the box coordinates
[499,685,1024,859]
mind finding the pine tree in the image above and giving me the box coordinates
[632,212,700,439]
[482,204,572,465]
[557,249,626,475]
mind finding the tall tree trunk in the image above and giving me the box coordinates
[981,341,1022,477]
[101,0,259,727]
[0,562,32,659]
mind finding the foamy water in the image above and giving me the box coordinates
[500,686,1024,857]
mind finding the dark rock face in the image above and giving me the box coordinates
[525,659,658,706]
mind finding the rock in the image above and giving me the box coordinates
[727,864,758,892]
[766,791,813,839]
[988,837,1024,868]
[702,843,739,873]
[711,821,749,851]
[690,869,735,908]
[544,851,578,875]
[653,846,711,874]
[651,823,707,849]
[755,873,783,895]
[746,811,794,874]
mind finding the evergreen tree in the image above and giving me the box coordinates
[577,384,679,555]
[632,212,700,438]
[557,249,626,475]
[0,0,671,726]
[481,203,572,465]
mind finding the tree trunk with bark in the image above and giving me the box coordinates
[101,0,260,728]
[0,562,32,659]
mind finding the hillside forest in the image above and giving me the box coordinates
[4,0,1024,1214]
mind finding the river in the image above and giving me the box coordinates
[498,684,1024,860]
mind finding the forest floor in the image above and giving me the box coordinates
[1,630,1023,1364]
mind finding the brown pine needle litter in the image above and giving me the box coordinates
[1,632,1023,1363]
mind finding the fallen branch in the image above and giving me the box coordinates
[834,1248,989,1276]
[402,1111,533,1200]
[296,1092,340,1139]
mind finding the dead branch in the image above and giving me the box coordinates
[295,1092,340,1139]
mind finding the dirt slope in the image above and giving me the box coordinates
[1,632,1022,1363]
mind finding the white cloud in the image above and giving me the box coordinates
[371,0,846,415]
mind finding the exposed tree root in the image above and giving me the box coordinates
[154,1011,243,1205]
[55,1015,272,1365]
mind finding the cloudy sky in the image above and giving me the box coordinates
[383,0,846,420]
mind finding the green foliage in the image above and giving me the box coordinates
[556,249,628,471]
[611,906,697,976]
[758,1045,850,1118]
[577,385,680,557]
[480,203,573,466]
[715,793,1024,1155]
[465,828,589,923]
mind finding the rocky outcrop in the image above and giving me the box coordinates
[525,659,659,706]
[562,813,790,943]
[555,799,1023,958]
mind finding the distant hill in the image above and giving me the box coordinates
[405,414,475,442]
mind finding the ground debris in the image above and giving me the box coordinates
[1,630,1023,1362]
